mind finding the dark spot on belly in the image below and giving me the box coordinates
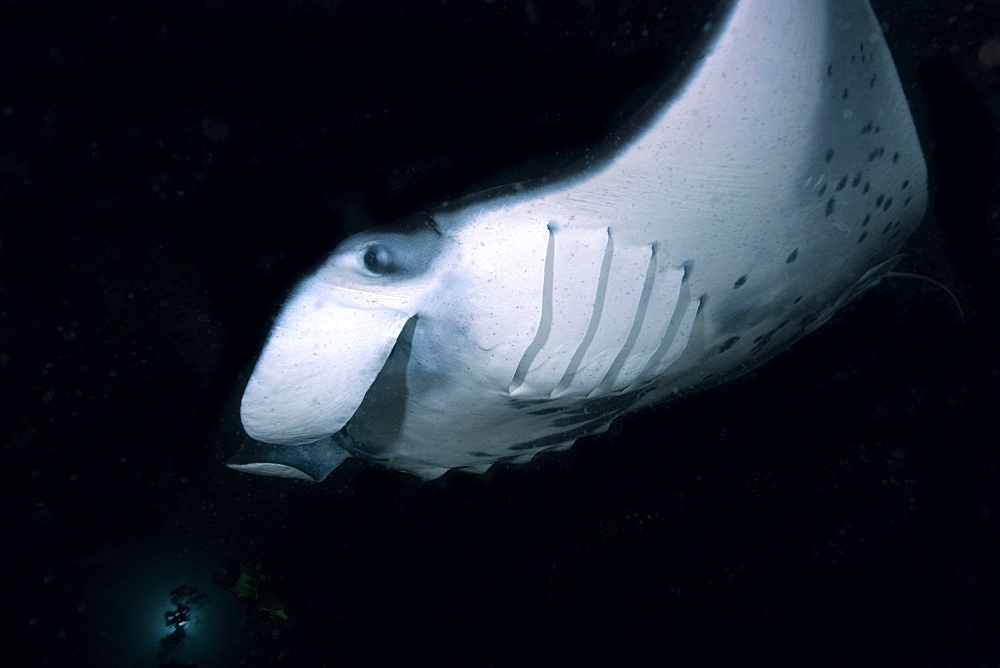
[719,336,740,353]
[509,416,611,451]
[527,406,564,416]
[800,312,820,328]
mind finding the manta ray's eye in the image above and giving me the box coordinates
[361,245,391,275]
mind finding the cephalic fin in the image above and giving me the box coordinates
[227,434,352,482]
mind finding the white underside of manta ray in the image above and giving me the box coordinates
[230,0,927,481]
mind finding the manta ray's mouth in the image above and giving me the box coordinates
[334,424,389,463]
[332,316,419,461]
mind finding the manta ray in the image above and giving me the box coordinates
[229,0,927,481]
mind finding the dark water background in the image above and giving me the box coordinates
[2,0,998,664]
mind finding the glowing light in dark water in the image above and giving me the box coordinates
[157,585,208,664]
[83,541,245,666]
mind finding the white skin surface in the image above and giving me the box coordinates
[239,0,926,479]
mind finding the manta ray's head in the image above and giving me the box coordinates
[240,216,445,446]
